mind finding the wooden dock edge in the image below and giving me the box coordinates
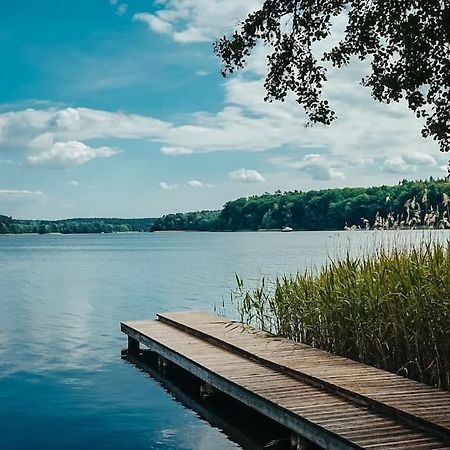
[156,312,450,445]
[121,321,358,450]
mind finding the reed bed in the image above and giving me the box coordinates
[233,238,450,390]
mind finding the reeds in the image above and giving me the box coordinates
[351,192,450,230]
[233,238,450,390]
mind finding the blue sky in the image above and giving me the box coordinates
[0,0,447,219]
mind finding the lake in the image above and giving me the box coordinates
[0,230,436,449]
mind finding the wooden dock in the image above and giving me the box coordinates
[121,311,450,449]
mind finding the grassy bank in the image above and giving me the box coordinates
[233,237,450,390]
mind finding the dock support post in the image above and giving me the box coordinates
[128,336,140,355]
[290,433,310,450]
[200,382,216,400]
[158,355,169,370]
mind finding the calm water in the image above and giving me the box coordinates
[0,230,435,449]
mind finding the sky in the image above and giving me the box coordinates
[0,0,448,219]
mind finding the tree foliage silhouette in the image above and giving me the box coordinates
[214,0,450,151]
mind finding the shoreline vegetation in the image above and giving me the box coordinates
[231,237,450,391]
[2,178,450,235]
[152,178,450,232]
[0,217,156,235]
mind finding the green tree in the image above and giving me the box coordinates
[214,1,450,152]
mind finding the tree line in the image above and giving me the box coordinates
[0,216,156,234]
[151,178,450,232]
[3,178,450,234]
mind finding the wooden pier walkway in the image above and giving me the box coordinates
[121,311,450,449]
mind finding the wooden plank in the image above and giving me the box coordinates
[121,321,358,450]
[121,318,450,449]
[158,311,450,441]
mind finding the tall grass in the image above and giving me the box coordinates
[233,238,450,390]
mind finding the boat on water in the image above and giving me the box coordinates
[281,226,293,232]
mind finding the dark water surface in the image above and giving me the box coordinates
[0,231,393,449]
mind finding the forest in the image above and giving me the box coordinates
[2,178,450,234]
[151,178,450,232]
[0,216,155,234]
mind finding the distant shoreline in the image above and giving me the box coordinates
[2,178,450,235]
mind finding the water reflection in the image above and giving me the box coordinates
[123,350,314,450]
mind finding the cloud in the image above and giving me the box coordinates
[27,141,117,168]
[172,27,207,43]
[403,152,436,166]
[0,77,445,180]
[229,168,265,183]
[269,154,345,181]
[0,99,440,166]
[133,13,173,35]
[133,0,262,43]
[383,152,437,174]
[0,189,44,206]
[0,107,169,146]
[383,157,412,174]
[160,146,193,156]
[196,70,209,77]
[299,154,345,181]
[0,107,168,167]
[0,189,43,196]
[187,179,203,187]
[69,180,80,187]
[116,4,128,16]
[159,181,177,190]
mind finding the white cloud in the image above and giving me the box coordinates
[0,189,44,215]
[133,13,173,35]
[160,146,193,156]
[70,180,80,187]
[383,157,412,174]
[300,154,346,181]
[0,97,440,168]
[0,107,169,167]
[403,152,436,166]
[116,4,128,16]
[27,141,117,168]
[133,0,262,43]
[110,0,118,5]
[0,107,169,146]
[172,27,207,43]
[0,75,445,180]
[159,181,177,190]
[0,189,43,196]
[383,152,437,174]
[187,179,203,187]
[196,70,209,77]
[0,189,44,208]
[270,154,345,181]
[229,168,265,183]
